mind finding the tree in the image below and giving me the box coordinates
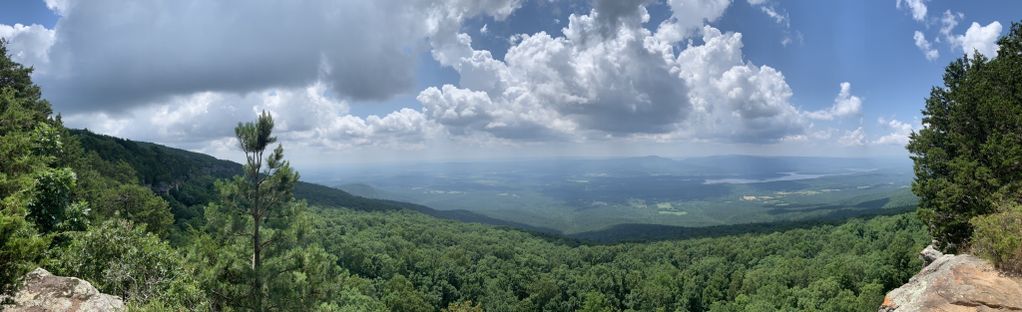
[908,22,1022,252]
[442,300,484,312]
[579,292,613,312]
[0,88,49,296]
[194,111,311,311]
[0,39,72,296]
[0,39,51,119]
[93,184,173,238]
[382,274,432,312]
[27,167,89,234]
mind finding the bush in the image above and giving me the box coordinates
[0,210,47,296]
[46,220,206,309]
[971,202,1022,274]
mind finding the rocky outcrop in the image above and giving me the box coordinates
[920,244,943,267]
[2,268,124,312]
[880,246,1022,312]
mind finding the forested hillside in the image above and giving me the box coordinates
[70,129,551,240]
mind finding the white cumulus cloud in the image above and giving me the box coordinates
[0,23,55,71]
[874,117,915,145]
[913,31,939,61]
[896,0,927,22]
[953,21,1002,58]
[939,10,963,42]
[805,82,862,120]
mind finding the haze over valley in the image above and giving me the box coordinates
[328,156,916,235]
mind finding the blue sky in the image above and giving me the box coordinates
[1,0,1019,167]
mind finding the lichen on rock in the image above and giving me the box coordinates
[879,246,1022,312]
[1,268,124,312]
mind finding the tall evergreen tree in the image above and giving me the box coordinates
[908,22,1022,252]
[235,112,298,311]
[176,113,351,311]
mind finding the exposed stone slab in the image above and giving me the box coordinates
[880,249,1022,312]
[2,268,124,312]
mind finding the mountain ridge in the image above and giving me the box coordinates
[70,129,558,235]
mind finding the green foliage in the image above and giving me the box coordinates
[0,40,66,296]
[442,300,484,312]
[382,274,433,312]
[0,209,47,296]
[190,112,351,311]
[27,167,89,233]
[908,22,1022,252]
[313,208,928,312]
[0,39,50,118]
[68,129,429,229]
[970,202,1022,273]
[579,292,613,312]
[92,184,174,238]
[47,220,207,309]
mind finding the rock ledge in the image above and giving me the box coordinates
[879,247,1022,312]
[2,268,124,312]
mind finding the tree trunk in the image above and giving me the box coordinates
[253,211,262,312]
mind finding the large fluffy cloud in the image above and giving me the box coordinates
[674,26,805,142]
[1,0,879,154]
[20,0,523,113]
[0,23,54,71]
[423,0,813,143]
[954,21,1002,58]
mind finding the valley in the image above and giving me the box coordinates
[327,156,917,234]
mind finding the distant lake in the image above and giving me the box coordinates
[703,172,829,185]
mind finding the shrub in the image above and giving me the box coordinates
[971,202,1022,274]
[47,220,206,309]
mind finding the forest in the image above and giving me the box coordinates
[1,21,1021,312]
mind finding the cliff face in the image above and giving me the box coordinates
[879,246,1022,312]
[1,268,124,312]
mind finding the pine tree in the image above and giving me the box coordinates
[198,112,299,311]
[908,22,1022,252]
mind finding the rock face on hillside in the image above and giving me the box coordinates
[879,246,1022,312]
[2,268,124,312]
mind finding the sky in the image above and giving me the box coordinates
[1,0,1019,170]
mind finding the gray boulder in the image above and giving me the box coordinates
[2,268,124,312]
[919,243,943,267]
[879,251,1022,312]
